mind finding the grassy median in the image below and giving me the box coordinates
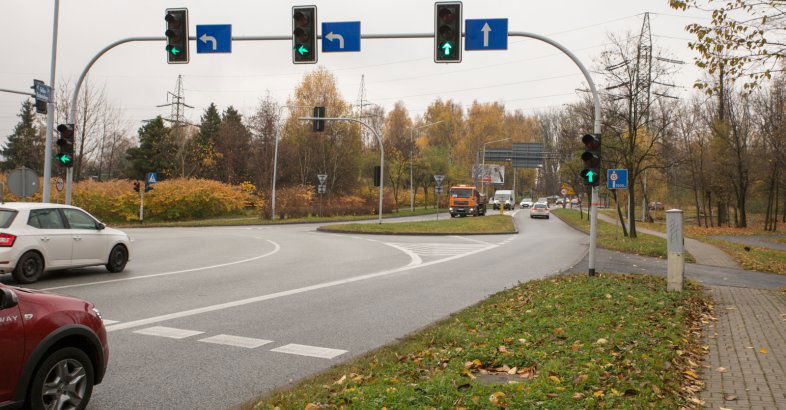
[114,207,442,228]
[317,214,516,235]
[552,208,696,262]
[250,274,710,409]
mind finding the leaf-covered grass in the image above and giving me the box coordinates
[113,207,442,228]
[552,209,696,263]
[318,215,515,235]
[699,237,786,274]
[249,274,711,409]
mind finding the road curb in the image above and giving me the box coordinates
[315,227,519,236]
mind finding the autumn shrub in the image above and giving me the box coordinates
[142,179,251,221]
[275,185,314,219]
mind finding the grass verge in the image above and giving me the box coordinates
[249,273,711,409]
[113,207,443,228]
[318,215,515,235]
[552,209,696,262]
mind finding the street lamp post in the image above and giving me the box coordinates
[481,137,511,194]
[409,120,443,212]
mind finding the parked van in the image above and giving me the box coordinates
[492,190,514,210]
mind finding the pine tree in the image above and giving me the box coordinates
[126,116,178,179]
[1,100,45,172]
[189,102,222,178]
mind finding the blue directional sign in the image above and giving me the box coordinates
[322,21,361,52]
[465,19,508,50]
[146,172,158,185]
[607,169,628,189]
[196,24,232,53]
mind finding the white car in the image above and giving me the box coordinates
[530,203,550,219]
[520,198,534,208]
[0,203,131,284]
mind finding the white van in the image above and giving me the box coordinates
[492,190,514,210]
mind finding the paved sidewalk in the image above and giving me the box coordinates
[597,213,741,269]
[701,286,786,409]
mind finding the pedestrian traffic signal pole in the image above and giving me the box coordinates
[67,32,601,273]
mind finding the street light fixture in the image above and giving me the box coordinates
[410,120,443,212]
[481,137,511,193]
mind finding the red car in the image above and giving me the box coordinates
[0,283,108,410]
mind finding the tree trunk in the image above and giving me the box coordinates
[628,176,637,238]
[612,189,628,237]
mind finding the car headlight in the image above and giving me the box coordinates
[449,207,453,211]
[91,307,103,320]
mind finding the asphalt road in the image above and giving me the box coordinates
[4,210,587,409]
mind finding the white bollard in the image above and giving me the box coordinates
[666,209,684,292]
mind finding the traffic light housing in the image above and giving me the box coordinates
[579,133,601,186]
[313,106,325,132]
[373,166,381,187]
[55,124,75,168]
[165,8,189,64]
[434,2,462,63]
[133,181,140,193]
[292,6,317,64]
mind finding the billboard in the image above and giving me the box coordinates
[475,164,505,184]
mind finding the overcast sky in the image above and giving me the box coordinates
[0,0,710,141]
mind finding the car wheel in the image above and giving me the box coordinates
[13,251,44,284]
[106,244,128,273]
[28,347,94,410]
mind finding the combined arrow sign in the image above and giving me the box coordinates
[465,19,508,51]
[325,32,344,49]
[200,33,217,51]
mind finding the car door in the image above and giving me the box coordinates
[0,288,23,402]
[61,208,106,265]
[27,208,72,268]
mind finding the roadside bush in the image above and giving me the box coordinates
[275,185,314,219]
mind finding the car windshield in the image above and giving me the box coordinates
[0,209,17,228]
[522,198,532,202]
[534,204,547,209]
[451,189,472,198]
[538,198,547,202]
[494,194,510,200]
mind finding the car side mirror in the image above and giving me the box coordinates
[96,222,106,230]
[0,288,19,309]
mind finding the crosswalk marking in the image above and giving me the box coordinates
[387,242,489,257]
[133,326,204,339]
[198,334,273,349]
[270,343,347,359]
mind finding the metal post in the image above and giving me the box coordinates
[42,0,59,203]
[300,117,384,224]
[139,189,144,223]
[666,209,684,291]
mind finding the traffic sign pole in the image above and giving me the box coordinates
[42,0,59,203]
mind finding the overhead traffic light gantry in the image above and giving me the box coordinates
[55,124,75,168]
[434,2,462,63]
[165,8,189,64]
[580,133,601,186]
[292,6,317,64]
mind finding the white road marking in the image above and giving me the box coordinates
[39,239,281,291]
[106,241,496,333]
[380,242,422,266]
[510,209,521,217]
[270,343,347,359]
[102,319,120,325]
[450,235,493,245]
[133,326,204,339]
[198,334,273,349]
[388,242,489,256]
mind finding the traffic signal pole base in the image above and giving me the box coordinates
[588,186,599,277]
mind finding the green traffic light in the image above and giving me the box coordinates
[55,154,72,165]
[295,45,309,55]
[441,42,453,56]
[586,170,595,183]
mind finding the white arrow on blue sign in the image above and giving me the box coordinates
[465,19,508,50]
[607,169,628,189]
[322,22,361,52]
[146,172,158,185]
[196,24,232,53]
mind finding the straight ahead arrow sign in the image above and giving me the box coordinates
[481,22,491,47]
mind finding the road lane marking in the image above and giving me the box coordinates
[102,319,120,325]
[39,239,281,291]
[133,326,204,339]
[270,343,347,359]
[105,242,496,333]
[450,235,493,245]
[380,242,422,266]
[198,334,273,349]
[388,243,489,257]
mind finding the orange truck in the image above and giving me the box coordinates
[448,185,486,217]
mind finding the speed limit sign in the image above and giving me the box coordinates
[55,176,64,192]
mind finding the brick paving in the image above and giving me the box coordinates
[701,286,786,409]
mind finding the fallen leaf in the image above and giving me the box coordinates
[605,293,612,299]
[573,374,588,383]
[689,397,705,405]
[305,404,320,410]
[508,367,517,375]
[596,338,608,345]
[684,369,699,379]
[717,367,727,373]
[593,390,605,398]
[548,375,561,384]
[723,393,737,401]
[489,391,506,406]
[333,375,346,385]
[572,392,584,399]
[546,393,558,398]
[759,348,768,354]
[720,407,733,410]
